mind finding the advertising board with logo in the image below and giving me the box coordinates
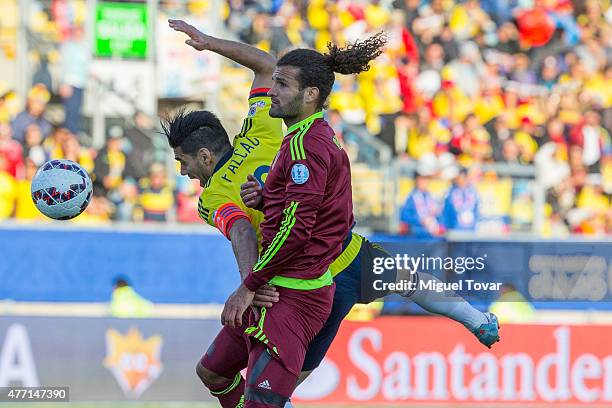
[294,317,612,405]
[0,317,217,401]
[0,316,610,404]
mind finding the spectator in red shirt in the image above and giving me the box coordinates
[0,122,23,179]
[569,111,611,173]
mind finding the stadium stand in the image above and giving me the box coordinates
[0,0,609,236]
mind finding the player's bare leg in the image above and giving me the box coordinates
[396,268,500,348]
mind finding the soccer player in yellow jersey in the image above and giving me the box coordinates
[162,23,281,293]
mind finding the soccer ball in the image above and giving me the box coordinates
[31,159,93,220]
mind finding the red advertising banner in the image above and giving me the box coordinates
[294,317,612,405]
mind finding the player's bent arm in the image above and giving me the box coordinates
[216,203,279,308]
[243,192,324,291]
[227,218,259,281]
[207,37,275,90]
[168,19,275,89]
[227,218,280,309]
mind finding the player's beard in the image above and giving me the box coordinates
[269,89,305,119]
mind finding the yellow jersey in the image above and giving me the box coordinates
[197,89,283,244]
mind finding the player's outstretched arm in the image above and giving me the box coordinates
[168,19,275,90]
[225,217,279,312]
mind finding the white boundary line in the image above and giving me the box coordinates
[2,301,612,324]
[0,301,222,319]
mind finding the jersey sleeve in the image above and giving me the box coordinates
[199,193,250,240]
[233,88,283,146]
[243,140,330,290]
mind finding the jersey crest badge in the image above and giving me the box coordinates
[291,163,309,184]
[248,101,266,117]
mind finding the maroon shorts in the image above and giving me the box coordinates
[200,285,335,406]
[244,284,335,377]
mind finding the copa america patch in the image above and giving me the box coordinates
[291,163,310,184]
[248,101,266,117]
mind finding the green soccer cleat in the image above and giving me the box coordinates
[473,312,500,348]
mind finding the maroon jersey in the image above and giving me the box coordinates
[243,111,353,291]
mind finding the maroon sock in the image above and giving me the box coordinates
[207,373,245,408]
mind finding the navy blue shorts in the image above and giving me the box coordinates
[301,237,395,372]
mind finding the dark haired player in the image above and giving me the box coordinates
[218,32,392,408]
[163,20,282,408]
[166,20,498,408]
[240,34,500,395]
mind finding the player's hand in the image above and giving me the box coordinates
[221,284,255,328]
[252,285,279,308]
[241,174,263,209]
[168,19,212,51]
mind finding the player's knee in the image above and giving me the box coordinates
[195,361,227,386]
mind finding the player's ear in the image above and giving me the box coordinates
[304,87,320,105]
[197,147,212,165]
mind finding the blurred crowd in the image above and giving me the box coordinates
[0,0,203,224]
[0,79,206,223]
[0,82,201,224]
[226,0,611,235]
[0,0,610,235]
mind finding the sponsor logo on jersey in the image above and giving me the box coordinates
[258,379,272,390]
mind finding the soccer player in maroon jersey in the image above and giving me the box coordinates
[221,35,387,407]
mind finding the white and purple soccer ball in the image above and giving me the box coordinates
[31,159,93,220]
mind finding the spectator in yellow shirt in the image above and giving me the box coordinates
[58,133,94,173]
[407,109,451,159]
[329,76,366,125]
[432,79,473,124]
[513,117,542,164]
[15,158,44,220]
[45,127,72,161]
[0,154,17,219]
[73,189,112,225]
[137,163,174,223]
